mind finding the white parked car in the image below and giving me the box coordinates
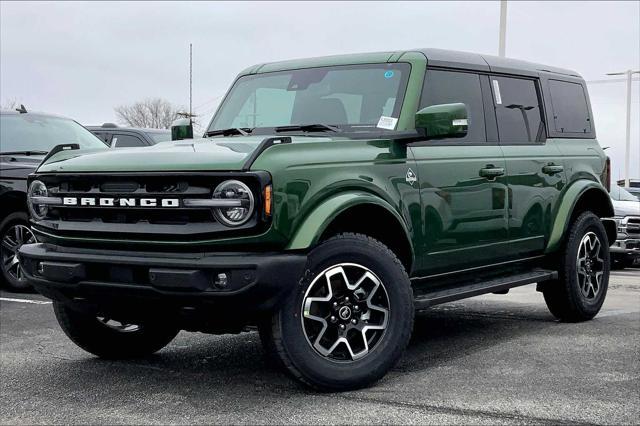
[610,184,640,268]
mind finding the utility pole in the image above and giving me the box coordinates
[606,69,640,187]
[189,43,193,118]
[498,0,507,57]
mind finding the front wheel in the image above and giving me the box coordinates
[54,303,179,359]
[260,233,414,391]
[543,211,610,322]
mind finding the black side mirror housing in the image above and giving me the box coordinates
[415,103,468,139]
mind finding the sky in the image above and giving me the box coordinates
[1,1,639,179]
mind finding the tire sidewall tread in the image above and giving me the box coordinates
[544,211,610,322]
[264,233,414,391]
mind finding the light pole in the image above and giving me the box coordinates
[606,69,640,187]
[498,0,507,57]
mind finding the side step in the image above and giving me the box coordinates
[414,269,557,309]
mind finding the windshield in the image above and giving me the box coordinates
[611,184,639,202]
[146,131,171,143]
[208,63,411,134]
[0,114,107,153]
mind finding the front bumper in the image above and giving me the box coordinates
[19,243,307,317]
[610,238,640,256]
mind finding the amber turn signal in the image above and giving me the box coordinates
[264,184,272,216]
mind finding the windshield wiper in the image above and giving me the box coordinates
[275,124,341,133]
[0,150,48,156]
[205,128,252,137]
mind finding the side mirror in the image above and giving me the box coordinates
[171,118,193,141]
[415,103,468,139]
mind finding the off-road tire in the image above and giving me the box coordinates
[54,302,179,359]
[260,233,414,391]
[543,211,610,322]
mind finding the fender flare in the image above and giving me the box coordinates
[286,191,413,259]
[545,180,615,253]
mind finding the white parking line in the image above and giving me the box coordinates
[0,297,52,305]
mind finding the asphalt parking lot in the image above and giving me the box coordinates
[1,269,638,425]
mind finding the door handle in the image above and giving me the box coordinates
[479,166,505,179]
[542,164,564,175]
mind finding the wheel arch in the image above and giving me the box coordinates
[546,180,615,253]
[286,192,414,272]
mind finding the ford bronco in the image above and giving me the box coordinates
[19,49,615,390]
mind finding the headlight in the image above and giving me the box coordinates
[28,180,49,220]
[212,180,254,226]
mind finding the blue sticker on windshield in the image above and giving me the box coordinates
[384,70,394,79]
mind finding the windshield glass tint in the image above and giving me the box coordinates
[209,63,410,131]
[0,114,107,153]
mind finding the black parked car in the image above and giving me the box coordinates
[0,108,106,290]
[86,123,171,148]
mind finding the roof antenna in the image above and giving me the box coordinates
[16,104,27,114]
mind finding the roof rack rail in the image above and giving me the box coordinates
[101,123,118,128]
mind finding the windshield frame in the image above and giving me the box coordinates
[0,113,107,153]
[206,62,413,137]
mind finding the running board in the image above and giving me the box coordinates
[414,269,557,309]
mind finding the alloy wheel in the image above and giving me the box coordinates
[1,224,36,283]
[301,263,389,362]
[576,232,605,300]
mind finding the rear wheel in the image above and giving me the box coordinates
[543,211,610,322]
[54,303,179,358]
[0,212,36,291]
[260,233,414,391]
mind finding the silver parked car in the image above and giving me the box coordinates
[610,184,640,268]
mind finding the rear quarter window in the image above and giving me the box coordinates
[548,80,591,134]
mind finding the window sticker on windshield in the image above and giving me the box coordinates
[377,116,398,130]
[384,70,395,79]
[492,79,502,105]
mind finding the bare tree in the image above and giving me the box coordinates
[114,98,181,129]
[2,98,21,110]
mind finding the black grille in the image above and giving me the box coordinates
[33,172,270,243]
[627,217,640,237]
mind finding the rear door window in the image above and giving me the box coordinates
[548,80,591,134]
[420,70,486,142]
[491,77,545,143]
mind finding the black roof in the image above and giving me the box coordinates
[248,48,583,81]
[416,48,580,78]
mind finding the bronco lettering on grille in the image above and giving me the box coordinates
[62,197,180,207]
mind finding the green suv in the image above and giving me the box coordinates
[19,49,615,390]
